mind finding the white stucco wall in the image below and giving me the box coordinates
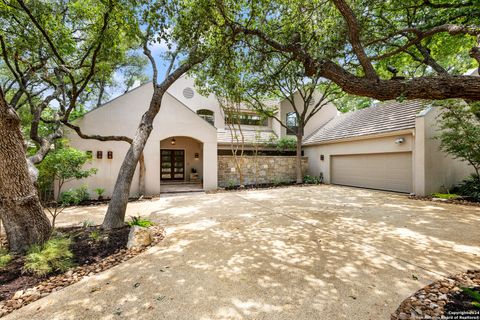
[167,76,224,128]
[414,106,475,195]
[278,91,338,138]
[63,80,218,197]
[303,131,415,184]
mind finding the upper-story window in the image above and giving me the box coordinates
[225,112,268,126]
[286,112,298,135]
[197,109,215,125]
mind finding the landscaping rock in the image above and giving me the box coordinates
[391,270,480,320]
[0,226,165,318]
[127,226,153,249]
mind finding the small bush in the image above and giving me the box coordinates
[451,174,480,202]
[82,220,94,228]
[303,175,321,184]
[276,136,297,152]
[0,248,12,269]
[94,188,105,198]
[24,238,74,276]
[127,216,153,228]
[272,177,289,186]
[89,230,102,241]
[431,193,460,200]
[461,287,480,309]
[59,185,90,206]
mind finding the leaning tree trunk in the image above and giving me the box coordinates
[0,92,51,253]
[138,152,146,196]
[102,90,164,229]
[295,130,303,184]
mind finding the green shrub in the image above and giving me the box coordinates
[276,136,297,152]
[272,177,289,186]
[127,216,154,228]
[59,185,90,206]
[452,174,480,202]
[94,188,105,198]
[461,287,480,309]
[89,230,102,241]
[24,238,74,276]
[0,248,12,269]
[303,175,321,184]
[431,193,460,200]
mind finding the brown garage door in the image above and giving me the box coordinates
[331,152,412,193]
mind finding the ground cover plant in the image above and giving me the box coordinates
[0,223,164,317]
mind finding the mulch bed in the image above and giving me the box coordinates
[43,195,156,209]
[391,270,480,320]
[409,195,480,207]
[0,225,164,318]
[211,182,321,193]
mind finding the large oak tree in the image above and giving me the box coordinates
[102,0,239,228]
[0,0,137,251]
[213,0,480,101]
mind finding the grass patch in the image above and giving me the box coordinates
[24,237,74,276]
[0,248,12,269]
[127,216,154,228]
[432,193,461,200]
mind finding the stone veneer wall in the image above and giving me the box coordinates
[218,155,308,187]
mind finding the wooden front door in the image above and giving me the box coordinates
[161,150,185,180]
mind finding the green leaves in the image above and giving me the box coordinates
[437,100,480,177]
[24,237,73,276]
[37,147,97,189]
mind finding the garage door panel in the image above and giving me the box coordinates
[331,153,412,193]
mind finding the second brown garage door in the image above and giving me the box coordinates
[331,152,413,193]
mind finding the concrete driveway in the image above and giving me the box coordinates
[6,185,480,320]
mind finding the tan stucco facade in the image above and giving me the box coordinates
[414,106,475,195]
[62,75,475,198]
[275,91,338,138]
[303,106,475,196]
[63,79,218,197]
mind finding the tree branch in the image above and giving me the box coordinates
[63,122,133,144]
[331,0,378,79]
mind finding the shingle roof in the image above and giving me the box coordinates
[218,128,277,145]
[303,100,428,145]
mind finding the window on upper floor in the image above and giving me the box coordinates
[197,109,215,125]
[286,112,298,135]
[225,112,268,126]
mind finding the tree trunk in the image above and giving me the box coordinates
[295,131,303,184]
[102,90,163,229]
[101,54,203,229]
[138,152,146,196]
[0,91,51,253]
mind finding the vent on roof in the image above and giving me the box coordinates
[183,87,194,99]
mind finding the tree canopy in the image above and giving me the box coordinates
[206,0,480,100]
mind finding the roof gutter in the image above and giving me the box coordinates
[302,128,415,147]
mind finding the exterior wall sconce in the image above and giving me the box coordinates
[320,154,325,161]
[107,151,113,159]
[97,151,103,159]
[171,138,176,145]
[395,137,405,144]
[194,152,199,159]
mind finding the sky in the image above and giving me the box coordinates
[105,41,172,105]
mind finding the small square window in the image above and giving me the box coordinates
[107,151,113,159]
[320,155,325,161]
[86,150,93,157]
[97,151,103,159]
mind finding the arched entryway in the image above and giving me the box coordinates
[159,136,204,193]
